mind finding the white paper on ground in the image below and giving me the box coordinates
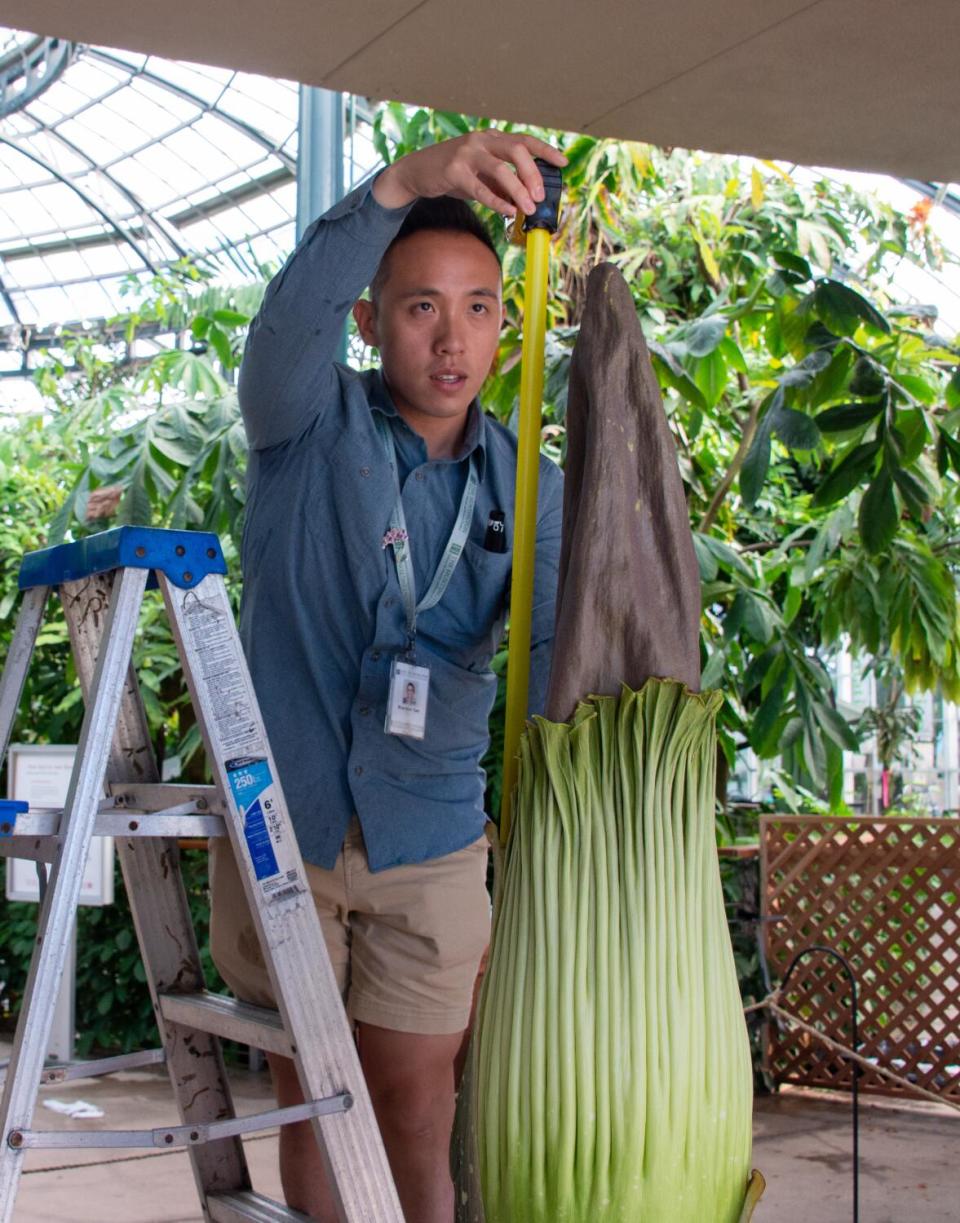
[42,1098,105,1119]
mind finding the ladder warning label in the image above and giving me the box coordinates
[226,756,304,902]
[179,587,304,903]
[181,592,259,757]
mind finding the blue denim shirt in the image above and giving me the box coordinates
[238,181,563,870]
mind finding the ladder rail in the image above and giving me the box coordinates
[0,586,48,764]
[0,568,146,1219]
[61,569,252,1206]
[161,571,405,1223]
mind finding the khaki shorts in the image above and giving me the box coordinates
[209,818,491,1036]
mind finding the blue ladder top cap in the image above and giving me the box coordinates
[18,527,228,591]
[0,801,29,835]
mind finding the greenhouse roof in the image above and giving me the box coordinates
[0,24,957,382]
[0,31,375,335]
[6,0,960,183]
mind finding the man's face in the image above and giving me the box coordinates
[353,230,503,435]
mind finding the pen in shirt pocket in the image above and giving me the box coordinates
[483,510,507,553]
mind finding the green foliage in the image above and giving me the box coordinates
[0,851,222,1054]
[2,110,959,1050]
[373,113,960,809]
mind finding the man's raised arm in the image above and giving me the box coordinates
[239,132,565,450]
[238,183,411,450]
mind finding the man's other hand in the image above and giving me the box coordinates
[372,131,566,216]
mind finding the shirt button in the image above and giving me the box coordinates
[360,466,371,478]
[384,596,396,608]
[354,765,364,777]
[371,650,381,661]
[359,706,371,716]
[415,471,425,482]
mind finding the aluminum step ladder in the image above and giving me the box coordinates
[0,526,403,1223]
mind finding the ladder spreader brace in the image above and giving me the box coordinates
[0,526,404,1223]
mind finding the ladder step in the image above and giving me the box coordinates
[208,1190,313,1223]
[9,1096,351,1150]
[159,991,290,1058]
[108,782,226,815]
[0,808,225,846]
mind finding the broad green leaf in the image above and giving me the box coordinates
[693,347,728,409]
[649,349,707,410]
[718,336,747,374]
[771,249,812,280]
[698,534,753,579]
[723,591,748,641]
[783,582,802,626]
[207,324,233,368]
[740,414,773,508]
[894,409,930,464]
[751,166,764,210]
[895,373,937,405]
[750,662,791,755]
[815,400,883,432]
[694,533,714,579]
[764,310,785,358]
[849,355,886,397]
[826,739,844,809]
[809,343,851,396]
[773,406,820,450]
[813,702,859,752]
[779,298,813,356]
[685,316,728,357]
[947,367,960,410]
[743,645,778,695]
[150,435,196,466]
[939,429,960,475]
[212,308,251,326]
[814,279,890,337]
[797,219,832,271]
[700,647,727,689]
[742,593,774,644]
[802,718,828,786]
[813,441,880,506]
[119,473,152,527]
[891,465,932,517]
[859,470,898,554]
[695,233,720,283]
[693,534,719,581]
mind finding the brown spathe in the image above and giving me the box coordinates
[545,262,701,723]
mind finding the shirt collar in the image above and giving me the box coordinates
[369,370,488,478]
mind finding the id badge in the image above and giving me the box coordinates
[385,658,430,739]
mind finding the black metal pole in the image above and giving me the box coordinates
[780,945,860,1223]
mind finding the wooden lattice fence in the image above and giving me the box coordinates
[760,815,960,1102]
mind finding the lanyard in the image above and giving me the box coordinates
[374,414,479,651]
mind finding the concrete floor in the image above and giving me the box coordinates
[2,1064,957,1221]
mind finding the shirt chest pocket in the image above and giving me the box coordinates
[425,538,513,654]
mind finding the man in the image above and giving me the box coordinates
[210,131,566,1221]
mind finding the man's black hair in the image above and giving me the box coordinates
[369,196,501,304]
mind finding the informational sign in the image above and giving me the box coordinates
[5,744,114,906]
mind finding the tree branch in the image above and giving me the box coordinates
[698,386,761,533]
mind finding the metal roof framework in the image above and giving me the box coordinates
[0,31,308,336]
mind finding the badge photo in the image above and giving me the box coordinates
[385,659,430,739]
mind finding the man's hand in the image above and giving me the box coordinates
[372,131,566,216]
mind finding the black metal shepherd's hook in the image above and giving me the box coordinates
[779,945,861,1223]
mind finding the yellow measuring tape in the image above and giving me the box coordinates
[499,164,562,846]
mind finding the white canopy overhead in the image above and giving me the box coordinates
[5,0,958,181]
